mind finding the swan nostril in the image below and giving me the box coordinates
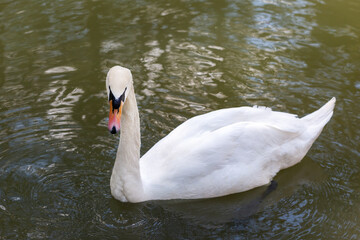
[110,126,117,134]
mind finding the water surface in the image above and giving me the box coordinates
[0,0,359,239]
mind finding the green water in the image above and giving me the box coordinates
[0,0,359,239]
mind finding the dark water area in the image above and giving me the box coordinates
[0,0,359,239]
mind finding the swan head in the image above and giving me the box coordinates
[106,66,132,134]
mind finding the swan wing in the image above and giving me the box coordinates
[140,107,308,200]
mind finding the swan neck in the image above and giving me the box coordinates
[111,85,145,202]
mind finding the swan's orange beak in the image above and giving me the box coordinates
[108,100,122,134]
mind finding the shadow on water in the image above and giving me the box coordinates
[150,180,278,226]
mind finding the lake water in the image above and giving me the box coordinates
[0,0,359,239]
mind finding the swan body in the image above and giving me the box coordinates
[106,66,335,203]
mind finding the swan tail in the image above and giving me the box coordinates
[302,97,336,128]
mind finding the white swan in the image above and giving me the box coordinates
[106,66,335,203]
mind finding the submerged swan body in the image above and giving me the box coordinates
[106,66,335,203]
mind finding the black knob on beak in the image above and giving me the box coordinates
[110,126,117,134]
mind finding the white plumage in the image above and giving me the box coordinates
[106,66,335,203]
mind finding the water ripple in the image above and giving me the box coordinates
[44,66,77,74]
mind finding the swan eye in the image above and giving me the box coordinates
[120,87,127,102]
